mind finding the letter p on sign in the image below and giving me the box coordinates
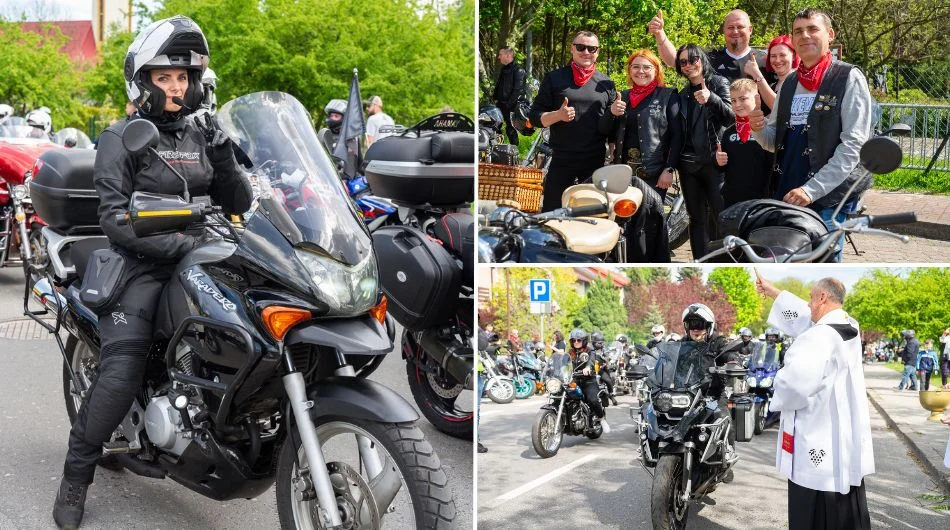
[529,279,550,302]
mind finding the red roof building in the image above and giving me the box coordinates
[20,20,98,64]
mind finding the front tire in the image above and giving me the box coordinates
[513,376,535,399]
[651,454,690,530]
[275,418,456,529]
[61,334,121,470]
[486,378,515,404]
[531,410,562,458]
[753,401,767,435]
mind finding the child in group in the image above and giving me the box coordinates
[715,78,772,208]
[918,339,940,391]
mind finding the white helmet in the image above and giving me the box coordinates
[201,67,217,112]
[124,15,209,117]
[0,104,13,123]
[26,109,52,134]
[682,303,715,339]
[324,98,347,116]
[650,324,666,336]
[667,333,682,342]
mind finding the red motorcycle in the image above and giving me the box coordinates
[0,124,55,273]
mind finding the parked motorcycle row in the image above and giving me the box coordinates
[5,93,474,528]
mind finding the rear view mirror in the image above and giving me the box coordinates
[860,136,903,174]
[591,164,632,194]
[883,123,912,137]
[121,119,160,155]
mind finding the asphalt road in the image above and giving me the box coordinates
[476,391,949,529]
[0,267,473,529]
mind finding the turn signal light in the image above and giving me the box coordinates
[613,198,638,218]
[568,382,578,389]
[261,306,312,341]
[369,295,387,324]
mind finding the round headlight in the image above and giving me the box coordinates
[654,392,673,412]
[545,378,563,394]
[12,185,27,201]
[746,376,757,388]
[760,377,774,388]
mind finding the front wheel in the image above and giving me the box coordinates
[513,376,535,399]
[754,401,767,435]
[531,410,563,458]
[404,333,472,440]
[276,418,456,529]
[651,454,690,530]
[486,378,515,404]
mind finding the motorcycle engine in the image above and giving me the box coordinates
[144,395,198,456]
[571,408,586,431]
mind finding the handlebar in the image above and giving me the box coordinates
[866,212,917,227]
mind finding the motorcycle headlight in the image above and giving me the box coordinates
[760,377,774,388]
[13,185,27,201]
[670,393,692,408]
[654,392,673,412]
[746,376,757,388]
[294,249,378,317]
[546,378,563,394]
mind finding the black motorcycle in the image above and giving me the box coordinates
[365,112,475,440]
[628,341,746,529]
[531,356,611,458]
[478,203,609,263]
[26,92,455,529]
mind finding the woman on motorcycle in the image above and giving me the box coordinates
[568,328,610,433]
[591,330,619,406]
[53,16,252,530]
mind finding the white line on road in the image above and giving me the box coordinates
[491,452,602,503]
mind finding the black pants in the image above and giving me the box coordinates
[579,377,605,418]
[921,370,933,390]
[788,479,870,530]
[678,159,724,258]
[542,152,605,212]
[599,369,614,395]
[63,262,172,485]
[499,105,518,146]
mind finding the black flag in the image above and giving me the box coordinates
[333,68,364,178]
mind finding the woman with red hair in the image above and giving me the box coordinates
[600,49,681,199]
[744,35,800,109]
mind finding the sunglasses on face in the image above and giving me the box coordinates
[571,339,584,344]
[677,56,701,67]
[573,43,599,54]
[685,320,707,331]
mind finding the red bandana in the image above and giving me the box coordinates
[736,115,752,143]
[628,81,658,109]
[796,52,833,91]
[571,61,596,87]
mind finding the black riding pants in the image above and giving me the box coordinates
[63,262,172,485]
[579,377,605,418]
[499,105,519,146]
[542,152,605,212]
[678,160,724,259]
[599,369,615,395]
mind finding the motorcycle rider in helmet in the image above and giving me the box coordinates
[52,16,253,530]
[591,330,619,406]
[200,67,218,114]
[26,108,53,139]
[647,323,666,349]
[568,328,610,433]
[0,103,13,125]
[317,98,356,177]
[681,303,738,467]
[764,327,785,365]
[738,327,755,361]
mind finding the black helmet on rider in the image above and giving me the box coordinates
[682,303,715,341]
[124,15,208,119]
[324,99,347,134]
[765,327,780,343]
[568,328,588,350]
[615,334,629,344]
[590,330,605,350]
[509,100,533,135]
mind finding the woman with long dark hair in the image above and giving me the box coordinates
[674,43,734,258]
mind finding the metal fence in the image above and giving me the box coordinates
[878,103,950,173]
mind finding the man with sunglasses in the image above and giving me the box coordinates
[566,328,611,433]
[529,31,617,212]
[650,9,774,87]
[492,47,527,146]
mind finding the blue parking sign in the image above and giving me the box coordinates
[529,279,550,302]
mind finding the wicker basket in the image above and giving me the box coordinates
[478,163,544,213]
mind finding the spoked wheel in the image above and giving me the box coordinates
[61,335,122,470]
[512,376,535,399]
[403,333,472,440]
[531,410,563,458]
[486,378,515,404]
[651,454,690,530]
[276,418,456,529]
[754,401,767,435]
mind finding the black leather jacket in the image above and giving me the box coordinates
[94,117,252,261]
[678,74,734,166]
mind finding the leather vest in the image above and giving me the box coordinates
[774,62,868,209]
[619,87,674,179]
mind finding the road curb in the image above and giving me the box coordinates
[866,387,950,496]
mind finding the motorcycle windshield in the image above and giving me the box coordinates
[0,124,50,143]
[750,342,780,371]
[649,341,710,390]
[217,92,371,265]
[51,128,93,149]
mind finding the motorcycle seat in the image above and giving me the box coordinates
[544,218,621,255]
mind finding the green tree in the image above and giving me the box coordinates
[574,278,628,339]
[677,267,702,281]
[845,268,950,343]
[708,268,760,332]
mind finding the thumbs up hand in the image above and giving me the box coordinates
[559,97,576,122]
[694,79,710,105]
[714,143,728,166]
[648,9,665,37]
[610,91,626,117]
[749,109,766,131]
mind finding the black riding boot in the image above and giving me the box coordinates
[53,477,88,529]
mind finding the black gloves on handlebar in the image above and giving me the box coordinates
[195,113,234,165]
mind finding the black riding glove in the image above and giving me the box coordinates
[195,113,234,165]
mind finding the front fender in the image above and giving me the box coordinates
[307,376,419,423]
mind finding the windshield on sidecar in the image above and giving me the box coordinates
[649,341,710,390]
[216,92,371,265]
[749,342,780,372]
